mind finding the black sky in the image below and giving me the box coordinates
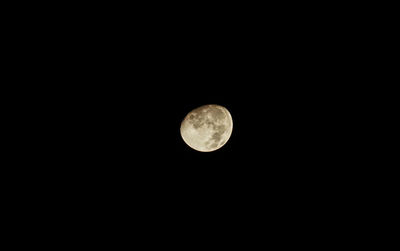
[22,4,370,242]
[49,8,357,200]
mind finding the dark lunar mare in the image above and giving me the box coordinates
[210,106,226,120]
[188,111,205,129]
[206,124,226,147]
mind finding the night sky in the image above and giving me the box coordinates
[22,4,369,244]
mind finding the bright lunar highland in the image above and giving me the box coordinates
[180,104,233,152]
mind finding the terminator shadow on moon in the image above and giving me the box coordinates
[180,104,233,152]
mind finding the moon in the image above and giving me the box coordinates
[180,104,233,152]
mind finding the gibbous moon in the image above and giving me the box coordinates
[180,104,233,152]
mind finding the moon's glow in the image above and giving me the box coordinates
[180,104,233,152]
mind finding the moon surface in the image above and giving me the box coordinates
[180,104,233,152]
